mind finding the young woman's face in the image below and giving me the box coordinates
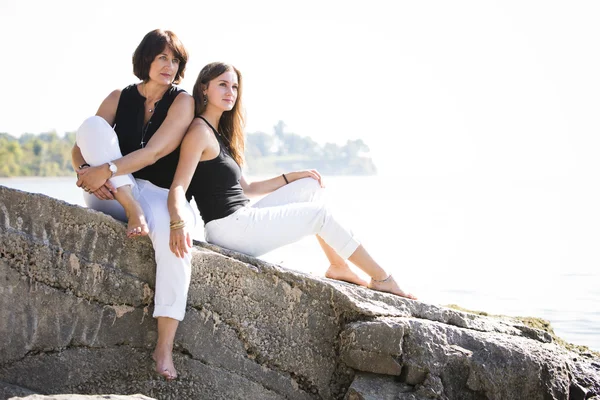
[148,47,180,85]
[205,69,238,111]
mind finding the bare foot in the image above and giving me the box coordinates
[125,203,149,238]
[369,274,417,300]
[153,346,177,380]
[325,263,369,287]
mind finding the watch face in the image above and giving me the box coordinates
[109,163,117,173]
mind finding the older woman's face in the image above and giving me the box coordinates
[148,47,180,85]
[205,69,238,111]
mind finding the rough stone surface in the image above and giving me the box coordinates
[344,373,415,400]
[12,396,154,400]
[1,185,599,400]
[1,382,36,399]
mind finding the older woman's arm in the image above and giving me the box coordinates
[76,92,194,191]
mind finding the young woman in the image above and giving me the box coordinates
[71,29,196,380]
[168,62,417,301]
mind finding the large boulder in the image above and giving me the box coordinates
[0,185,598,400]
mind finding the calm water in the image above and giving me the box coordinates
[1,176,598,351]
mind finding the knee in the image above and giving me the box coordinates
[76,116,111,143]
[296,177,325,196]
[297,177,321,188]
[315,203,333,227]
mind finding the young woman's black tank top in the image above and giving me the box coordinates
[114,84,185,189]
[186,117,250,224]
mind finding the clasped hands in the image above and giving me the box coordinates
[76,164,117,200]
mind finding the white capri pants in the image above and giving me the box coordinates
[76,116,195,321]
[204,178,360,259]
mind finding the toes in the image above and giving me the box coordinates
[369,279,417,300]
[126,225,148,238]
[157,367,177,381]
[126,229,138,238]
[160,369,177,380]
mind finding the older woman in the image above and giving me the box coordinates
[71,29,195,380]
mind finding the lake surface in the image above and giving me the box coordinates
[1,175,598,351]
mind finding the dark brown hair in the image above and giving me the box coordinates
[193,62,245,166]
[132,29,188,84]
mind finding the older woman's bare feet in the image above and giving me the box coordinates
[368,274,417,300]
[153,346,177,380]
[125,203,149,238]
[325,263,369,287]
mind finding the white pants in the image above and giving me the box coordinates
[76,116,195,321]
[205,178,360,259]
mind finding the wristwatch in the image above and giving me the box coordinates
[108,162,118,177]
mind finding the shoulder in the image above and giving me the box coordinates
[169,85,193,104]
[96,89,123,121]
[113,83,140,100]
[186,118,213,140]
[169,91,194,112]
[181,118,215,146]
[104,89,122,103]
[170,85,188,95]
[173,90,193,104]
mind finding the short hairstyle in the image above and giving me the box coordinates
[132,29,188,84]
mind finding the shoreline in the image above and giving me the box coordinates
[446,304,600,357]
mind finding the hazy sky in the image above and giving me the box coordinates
[1,0,599,177]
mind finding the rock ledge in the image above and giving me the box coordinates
[1,185,598,400]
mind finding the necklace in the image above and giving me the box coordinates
[140,121,152,148]
[141,83,160,113]
[139,83,163,148]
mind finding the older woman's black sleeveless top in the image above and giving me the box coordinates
[186,117,250,224]
[114,84,186,189]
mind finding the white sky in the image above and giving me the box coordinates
[0,0,599,177]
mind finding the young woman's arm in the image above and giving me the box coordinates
[76,92,195,192]
[168,120,213,258]
[240,169,323,198]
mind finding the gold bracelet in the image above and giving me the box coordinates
[170,220,186,230]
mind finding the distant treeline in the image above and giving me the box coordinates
[0,132,76,177]
[0,121,376,177]
[244,121,376,176]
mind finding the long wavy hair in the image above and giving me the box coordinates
[193,62,245,166]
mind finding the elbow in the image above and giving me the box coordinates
[144,148,163,166]
[243,185,257,198]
